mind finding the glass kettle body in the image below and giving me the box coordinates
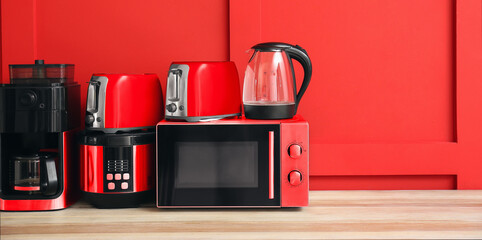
[243,42,312,119]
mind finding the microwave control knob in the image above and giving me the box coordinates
[288,144,302,158]
[288,170,302,186]
[166,103,177,112]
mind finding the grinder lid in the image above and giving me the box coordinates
[9,59,75,85]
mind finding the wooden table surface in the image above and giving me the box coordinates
[1,190,482,239]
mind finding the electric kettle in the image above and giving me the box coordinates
[243,42,312,119]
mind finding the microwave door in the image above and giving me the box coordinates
[157,124,281,207]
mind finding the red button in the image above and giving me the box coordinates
[115,173,122,180]
[121,182,128,190]
[108,182,115,190]
[288,144,302,158]
[123,173,130,180]
[106,174,113,180]
[288,170,302,186]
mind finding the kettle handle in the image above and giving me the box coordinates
[285,45,312,114]
[40,157,58,196]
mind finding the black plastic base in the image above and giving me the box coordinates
[82,190,154,208]
[244,104,295,120]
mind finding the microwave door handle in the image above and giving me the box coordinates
[269,131,274,199]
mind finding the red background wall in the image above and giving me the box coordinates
[2,0,482,189]
[1,0,230,108]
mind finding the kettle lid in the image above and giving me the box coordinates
[251,42,295,51]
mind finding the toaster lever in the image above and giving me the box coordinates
[167,69,181,101]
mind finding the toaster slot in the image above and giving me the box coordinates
[167,69,181,101]
[86,76,108,128]
[165,64,189,119]
[86,81,99,113]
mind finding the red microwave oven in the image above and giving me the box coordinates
[156,115,309,207]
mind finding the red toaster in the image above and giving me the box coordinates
[85,73,164,132]
[165,61,241,122]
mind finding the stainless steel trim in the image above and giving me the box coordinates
[165,113,241,122]
[167,69,181,101]
[87,76,108,129]
[165,64,189,118]
[86,82,98,112]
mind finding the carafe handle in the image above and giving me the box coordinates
[40,158,58,196]
[285,45,312,114]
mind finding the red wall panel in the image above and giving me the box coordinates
[2,0,230,114]
[1,0,37,79]
[230,0,482,189]
[232,0,455,143]
[2,0,482,189]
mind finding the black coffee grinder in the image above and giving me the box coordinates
[0,60,80,211]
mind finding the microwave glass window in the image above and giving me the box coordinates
[175,142,258,188]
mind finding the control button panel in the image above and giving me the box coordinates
[281,122,309,207]
[288,144,302,159]
[103,147,133,192]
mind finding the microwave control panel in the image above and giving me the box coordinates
[281,121,309,207]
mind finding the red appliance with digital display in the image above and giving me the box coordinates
[156,115,308,207]
[0,60,80,211]
[165,61,241,122]
[80,74,163,208]
[79,131,156,208]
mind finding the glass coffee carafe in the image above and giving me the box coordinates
[243,42,312,119]
[12,153,58,195]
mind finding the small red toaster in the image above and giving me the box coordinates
[85,73,164,132]
[165,61,241,122]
